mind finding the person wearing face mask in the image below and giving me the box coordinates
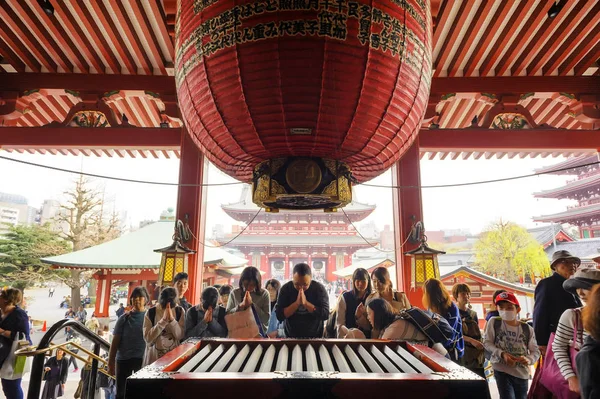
[356,267,410,339]
[484,292,540,399]
[227,266,271,333]
[108,287,150,399]
[551,268,600,396]
[185,286,227,338]
[275,263,329,338]
[336,268,372,338]
[533,250,582,355]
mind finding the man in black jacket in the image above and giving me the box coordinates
[533,250,581,354]
[276,263,329,338]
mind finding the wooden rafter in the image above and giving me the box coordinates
[7,0,72,73]
[543,2,600,75]
[433,0,476,77]
[494,1,553,76]
[87,0,137,74]
[52,0,105,73]
[68,1,121,74]
[510,0,579,76]
[462,0,512,77]
[527,1,598,76]
[0,2,51,72]
[25,0,88,73]
[478,0,534,77]
[129,0,167,74]
[107,0,153,75]
[447,0,495,77]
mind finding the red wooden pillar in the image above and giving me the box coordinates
[392,139,424,307]
[307,254,312,268]
[262,254,271,280]
[284,254,290,280]
[327,253,336,282]
[176,130,208,306]
[94,270,112,317]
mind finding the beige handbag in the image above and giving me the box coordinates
[225,307,261,338]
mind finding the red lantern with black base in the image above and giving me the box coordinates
[176,0,432,210]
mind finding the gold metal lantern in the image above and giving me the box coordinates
[404,224,446,288]
[154,224,195,287]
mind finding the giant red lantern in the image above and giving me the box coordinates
[176,0,432,211]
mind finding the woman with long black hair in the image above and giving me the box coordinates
[265,279,283,337]
[336,268,372,338]
[423,278,464,361]
[227,266,271,333]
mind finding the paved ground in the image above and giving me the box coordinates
[21,285,122,399]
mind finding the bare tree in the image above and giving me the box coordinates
[54,176,121,309]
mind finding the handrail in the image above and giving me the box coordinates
[27,319,111,399]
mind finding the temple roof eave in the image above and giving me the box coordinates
[533,174,600,199]
[533,204,600,224]
[534,154,599,175]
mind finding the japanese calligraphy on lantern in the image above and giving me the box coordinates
[184,0,428,67]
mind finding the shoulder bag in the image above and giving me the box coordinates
[539,309,581,399]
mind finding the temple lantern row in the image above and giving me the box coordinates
[175,0,432,211]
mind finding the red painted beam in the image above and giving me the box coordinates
[0,126,181,148]
[430,76,600,95]
[419,128,600,151]
[0,73,176,95]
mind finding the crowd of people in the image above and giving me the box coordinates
[1,249,599,399]
[100,253,600,399]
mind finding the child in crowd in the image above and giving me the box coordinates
[484,292,540,399]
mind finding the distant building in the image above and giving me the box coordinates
[533,154,600,238]
[218,186,378,282]
[0,192,39,234]
[380,225,394,250]
[359,220,379,239]
[39,199,69,235]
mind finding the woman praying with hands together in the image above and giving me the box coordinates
[226,266,271,334]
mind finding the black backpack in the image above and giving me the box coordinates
[147,306,183,325]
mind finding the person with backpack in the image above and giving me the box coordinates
[355,267,410,339]
[366,298,429,343]
[484,292,540,399]
[336,268,372,338]
[423,278,464,361]
[108,286,149,399]
[185,287,227,339]
[142,287,185,366]
[552,268,600,396]
[452,283,485,377]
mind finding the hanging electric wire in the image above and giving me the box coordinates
[0,154,596,189]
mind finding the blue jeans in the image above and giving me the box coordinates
[1,378,23,399]
[494,370,528,399]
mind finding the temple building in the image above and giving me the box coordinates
[533,154,600,238]
[218,186,378,282]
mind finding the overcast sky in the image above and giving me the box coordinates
[0,152,575,235]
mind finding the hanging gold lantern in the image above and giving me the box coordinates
[404,226,445,288]
[154,225,195,287]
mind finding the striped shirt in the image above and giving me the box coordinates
[551,307,588,380]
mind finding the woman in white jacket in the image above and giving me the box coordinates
[143,287,185,366]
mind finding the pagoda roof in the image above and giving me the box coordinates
[533,203,600,225]
[440,266,534,297]
[222,185,376,219]
[534,155,599,175]
[216,234,378,247]
[333,256,395,278]
[533,174,600,199]
[527,224,575,248]
[41,221,248,270]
